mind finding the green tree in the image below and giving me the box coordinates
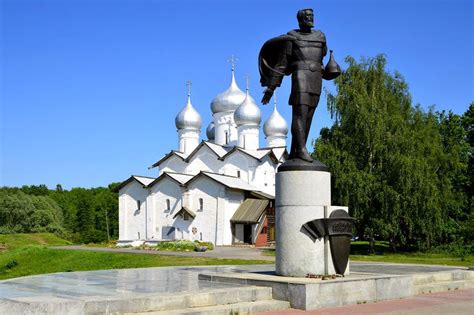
[21,184,49,196]
[0,190,35,233]
[30,195,65,234]
[314,54,470,252]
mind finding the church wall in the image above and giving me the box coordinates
[186,177,224,245]
[237,125,259,150]
[220,153,255,182]
[214,112,238,147]
[252,156,277,195]
[149,177,183,240]
[159,156,187,175]
[223,190,245,245]
[186,150,220,174]
[118,181,150,241]
[178,129,200,155]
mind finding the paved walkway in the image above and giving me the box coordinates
[50,245,276,261]
[258,289,474,314]
[2,247,471,314]
[0,265,271,314]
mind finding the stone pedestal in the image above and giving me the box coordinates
[275,160,349,277]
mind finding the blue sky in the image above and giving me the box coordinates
[1,0,473,189]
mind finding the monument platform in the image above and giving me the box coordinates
[0,263,472,314]
[198,263,474,310]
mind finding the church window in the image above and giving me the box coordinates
[166,199,171,211]
[225,131,229,144]
[237,170,241,178]
[198,198,204,211]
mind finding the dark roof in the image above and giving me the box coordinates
[146,172,191,188]
[184,171,274,199]
[218,147,263,162]
[149,141,288,169]
[114,175,156,192]
[248,190,274,200]
[150,150,186,169]
[172,207,196,219]
[184,141,224,162]
[231,199,269,223]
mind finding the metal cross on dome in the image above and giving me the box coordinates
[186,80,192,97]
[227,55,238,71]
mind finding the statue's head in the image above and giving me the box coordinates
[297,8,314,29]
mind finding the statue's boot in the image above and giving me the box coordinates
[291,131,313,162]
[290,105,313,162]
[295,148,313,162]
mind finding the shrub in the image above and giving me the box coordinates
[155,240,214,251]
[194,240,214,250]
[5,260,18,269]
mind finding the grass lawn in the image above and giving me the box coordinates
[350,241,473,266]
[0,234,269,281]
[262,241,474,267]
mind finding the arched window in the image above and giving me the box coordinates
[166,199,171,211]
[237,170,241,178]
[199,198,204,211]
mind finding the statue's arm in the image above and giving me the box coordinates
[267,40,292,89]
[261,40,292,104]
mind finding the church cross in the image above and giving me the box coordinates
[245,74,250,91]
[187,80,192,97]
[227,55,238,71]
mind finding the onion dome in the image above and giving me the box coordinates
[263,97,288,137]
[175,83,202,130]
[210,66,248,114]
[206,121,215,140]
[234,86,261,126]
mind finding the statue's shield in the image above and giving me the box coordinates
[327,210,354,275]
[302,209,354,275]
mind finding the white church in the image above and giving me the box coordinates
[117,64,289,247]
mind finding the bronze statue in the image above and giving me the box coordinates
[259,8,341,163]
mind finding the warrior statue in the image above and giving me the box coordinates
[259,8,341,162]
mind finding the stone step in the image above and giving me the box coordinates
[414,279,474,295]
[87,286,273,314]
[128,299,291,315]
[412,270,473,286]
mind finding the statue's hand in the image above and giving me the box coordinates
[261,87,275,105]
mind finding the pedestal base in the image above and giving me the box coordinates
[275,160,349,277]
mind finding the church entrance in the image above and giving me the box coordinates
[243,224,252,244]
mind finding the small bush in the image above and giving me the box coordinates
[158,240,196,251]
[155,240,215,251]
[194,240,214,250]
[5,260,18,269]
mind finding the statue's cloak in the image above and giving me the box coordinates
[259,30,327,88]
[258,34,294,88]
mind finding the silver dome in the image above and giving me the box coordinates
[264,103,288,137]
[210,69,247,114]
[175,95,202,131]
[206,121,215,140]
[234,90,261,126]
